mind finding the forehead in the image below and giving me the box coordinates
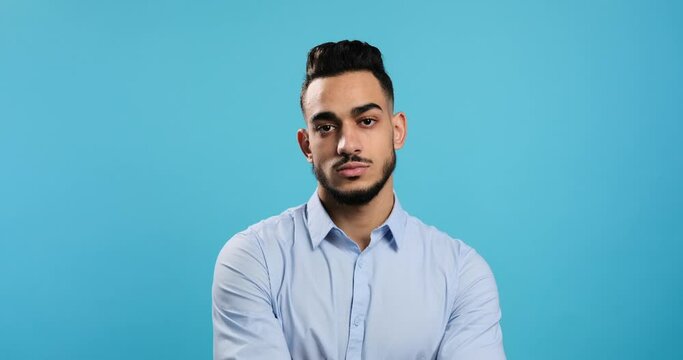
[302,71,389,119]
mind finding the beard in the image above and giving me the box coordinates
[313,149,396,206]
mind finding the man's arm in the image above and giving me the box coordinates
[437,248,506,359]
[212,232,291,360]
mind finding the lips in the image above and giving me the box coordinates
[336,162,370,178]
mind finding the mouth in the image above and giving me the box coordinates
[336,161,370,178]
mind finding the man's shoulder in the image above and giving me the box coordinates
[403,212,493,283]
[403,212,475,256]
[222,203,306,249]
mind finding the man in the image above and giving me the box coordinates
[212,40,505,359]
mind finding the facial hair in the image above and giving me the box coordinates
[313,149,396,206]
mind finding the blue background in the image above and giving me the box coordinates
[1,0,681,359]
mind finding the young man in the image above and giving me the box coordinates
[212,40,506,359]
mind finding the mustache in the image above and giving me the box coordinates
[333,155,373,169]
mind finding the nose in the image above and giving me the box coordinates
[337,125,363,156]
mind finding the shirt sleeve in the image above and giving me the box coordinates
[212,231,292,360]
[436,248,506,359]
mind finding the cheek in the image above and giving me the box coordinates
[310,144,337,167]
[370,133,394,154]
[311,138,338,154]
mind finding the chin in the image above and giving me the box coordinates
[333,176,374,188]
[313,156,394,206]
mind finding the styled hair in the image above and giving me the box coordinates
[300,40,394,110]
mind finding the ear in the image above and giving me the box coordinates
[391,112,407,150]
[297,128,313,163]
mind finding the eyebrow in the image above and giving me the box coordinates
[310,103,383,123]
[351,103,383,117]
[310,111,341,123]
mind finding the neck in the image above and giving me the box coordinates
[318,177,395,251]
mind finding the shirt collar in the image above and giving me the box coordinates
[305,190,337,249]
[304,189,408,250]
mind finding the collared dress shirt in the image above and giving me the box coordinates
[212,191,505,359]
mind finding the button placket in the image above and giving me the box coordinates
[346,254,370,359]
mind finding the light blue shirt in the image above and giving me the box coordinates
[212,191,505,359]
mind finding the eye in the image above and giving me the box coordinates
[316,124,336,134]
[359,118,376,127]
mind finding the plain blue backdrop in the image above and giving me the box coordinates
[1,0,681,359]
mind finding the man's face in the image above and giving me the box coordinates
[298,71,406,205]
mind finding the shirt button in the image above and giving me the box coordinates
[353,316,362,326]
[357,260,364,268]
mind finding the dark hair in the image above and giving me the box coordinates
[300,40,394,111]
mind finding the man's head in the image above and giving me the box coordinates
[297,40,407,206]
[299,40,394,112]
